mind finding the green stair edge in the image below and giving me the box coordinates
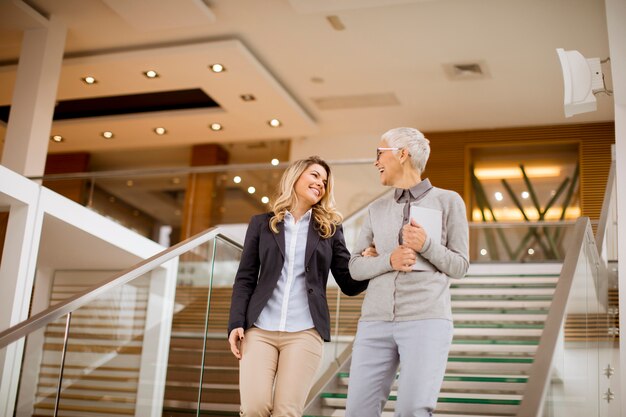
[337,372,527,383]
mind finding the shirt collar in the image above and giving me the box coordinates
[285,209,313,222]
[394,178,433,202]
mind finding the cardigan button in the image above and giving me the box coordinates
[307,288,313,294]
[305,266,310,272]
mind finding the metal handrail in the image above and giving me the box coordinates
[0,227,242,348]
[516,217,604,416]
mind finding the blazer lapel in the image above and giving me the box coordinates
[305,220,321,267]
[272,221,286,259]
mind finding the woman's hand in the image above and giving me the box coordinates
[362,245,378,257]
[390,245,417,272]
[402,219,427,252]
[228,327,245,359]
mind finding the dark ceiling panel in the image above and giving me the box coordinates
[0,88,219,123]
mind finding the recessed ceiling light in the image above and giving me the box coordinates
[210,123,223,131]
[50,135,64,143]
[268,119,282,128]
[494,192,503,201]
[528,248,535,255]
[240,94,256,102]
[261,196,269,204]
[210,63,225,73]
[143,70,159,78]
[126,180,134,187]
[271,158,279,166]
[154,127,167,135]
[521,191,530,199]
[171,177,180,184]
[101,131,114,139]
[480,248,487,256]
[233,176,242,184]
[82,76,97,85]
[247,186,256,194]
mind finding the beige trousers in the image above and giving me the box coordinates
[238,327,324,417]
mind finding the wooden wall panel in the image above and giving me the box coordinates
[423,122,614,220]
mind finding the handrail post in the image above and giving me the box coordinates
[53,312,72,417]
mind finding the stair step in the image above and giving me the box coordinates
[445,356,533,373]
[453,328,542,337]
[306,413,513,417]
[449,344,537,354]
[450,288,555,296]
[454,277,558,285]
[337,372,527,393]
[320,392,520,414]
[453,313,547,322]
[452,300,551,308]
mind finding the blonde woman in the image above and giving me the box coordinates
[228,156,368,417]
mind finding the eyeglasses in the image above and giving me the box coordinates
[376,147,400,161]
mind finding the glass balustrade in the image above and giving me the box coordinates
[164,235,242,416]
[35,160,384,247]
[0,229,241,417]
[541,225,620,417]
[470,221,577,263]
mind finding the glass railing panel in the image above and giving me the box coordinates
[30,275,151,417]
[326,198,372,362]
[2,335,35,417]
[198,236,242,414]
[1,229,229,417]
[470,221,576,263]
[34,160,383,246]
[85,174,192,242]
[164,235,241,416]
[542,229,612,416]
[163,239,216,415]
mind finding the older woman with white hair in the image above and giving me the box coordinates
[345,127,469,417]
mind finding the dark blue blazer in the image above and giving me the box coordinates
[228,212,368,342]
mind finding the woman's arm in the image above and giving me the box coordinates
[348,209,395,280]
[228,216,262,335]
[330,225,369,296]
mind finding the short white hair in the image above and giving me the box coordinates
[381,127,430,173]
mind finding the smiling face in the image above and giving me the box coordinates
[294,163,328,210]
[374,139,403,187]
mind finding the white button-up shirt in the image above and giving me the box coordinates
[254,210,315,332]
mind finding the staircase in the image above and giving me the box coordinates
[305,267,562,417]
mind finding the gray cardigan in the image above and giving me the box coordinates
[349,186,469,322]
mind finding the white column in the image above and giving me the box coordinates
[605,0,626,410]
[1,15,66,177]
[0,167,44,417]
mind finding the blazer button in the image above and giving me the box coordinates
[308,288,314,294]
[305,267,310,272]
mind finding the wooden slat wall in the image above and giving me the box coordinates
[424,122,615,220]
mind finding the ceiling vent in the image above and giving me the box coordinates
[312,93,400,110]
[443,61,490,80]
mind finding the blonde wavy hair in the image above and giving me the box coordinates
[269,156,343,238]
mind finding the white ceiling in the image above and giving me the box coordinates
[0,0,614,170]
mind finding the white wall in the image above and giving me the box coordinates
[605,0,626,410]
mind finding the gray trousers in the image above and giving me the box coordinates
[345,319,453,417]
